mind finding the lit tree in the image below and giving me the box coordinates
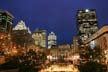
[18,49,47,72]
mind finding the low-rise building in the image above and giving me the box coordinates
[83,25,108,64]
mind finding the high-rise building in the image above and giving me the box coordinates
[77,9,98,42]
[0,10,14,52]
[32,29,46,48]
[0,9,14,33]
[48,32,57,49]
[12,20,32,47]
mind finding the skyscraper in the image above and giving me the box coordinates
[77,9,98,42]
[0,9,14,33]
[73,36,79,53]
[48,32,57,49]
[12,20,32,47]
[32,29,46,48]
[0,10,14,51]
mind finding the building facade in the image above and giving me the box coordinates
[73,36,79,53]
[48,32,57,49]
[32,29,46,48]
[0,9,14,34]
[83,25,108,64]
[77,9,98,43]
[0,10,14,53]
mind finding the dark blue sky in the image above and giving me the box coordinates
[0,0,108,44]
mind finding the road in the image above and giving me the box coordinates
[39,64,79,72]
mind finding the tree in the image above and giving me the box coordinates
[0,56,19,70]
[18,50,47,72]
[79,61,107,72]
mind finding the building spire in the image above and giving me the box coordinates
[13,20,27,30]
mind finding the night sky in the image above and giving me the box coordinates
[0,0,108,44]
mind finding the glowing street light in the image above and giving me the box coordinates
[47,55,53,60]
[104,50,108,72]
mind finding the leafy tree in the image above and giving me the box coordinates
[18,50,47,72]
[0,56,19,70]
[79,61,107,72]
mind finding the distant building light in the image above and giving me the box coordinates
[90,40,96,49]
[85,9,90,12]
